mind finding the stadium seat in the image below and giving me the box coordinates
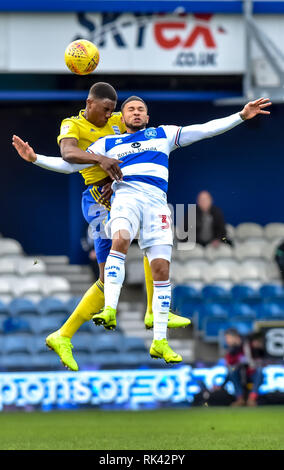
[12,277,42,302]
[175,243,205,262]
[37,314,68,334]
[71,332,94,354]
[15,257,46,276]
[9,297,38,316]
[203,259,239,284]
[37,297,69,316]
[91,333,125,366]
[202,285,231,302]
[203,317,229,342]
[0,279,13,303]
[0,238,23,257]
[259,284,284,301]
[182,260,209,283]
[204,244,234,262]
[0,299,10,316]
[230,284,260,304]
[195,303,228,333]
[264,223,284,241]
[0,258,16,275]
[40,276,71,300]
[2,316,33,334]
[172,284,201,312]
[266,261,282,281]
[65,296,82,314]
[256,303,284,320]
[229,303,256,319]
[228,318,254,335]
[235,223,264,241]
[3,333,34,354]
[236,260,268,283]
[234,240,270,261]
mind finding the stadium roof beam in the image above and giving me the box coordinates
[1,1,284,14]
[215,0,284,105]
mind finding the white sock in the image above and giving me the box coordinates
[104,250,126,309]
[153,280,171,340]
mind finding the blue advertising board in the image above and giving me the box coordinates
[0,365,283,411]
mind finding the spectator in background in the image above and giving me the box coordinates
[275,240,284,285]
[223,328,265,407]
[196,190,232,247]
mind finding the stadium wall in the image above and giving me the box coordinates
[1,101,283,262]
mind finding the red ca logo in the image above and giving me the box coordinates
[154,14,216,49]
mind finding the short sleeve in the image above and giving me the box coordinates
[57,119,80,145]
[159,125,183,152]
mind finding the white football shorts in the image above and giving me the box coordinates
[105,187,173,251]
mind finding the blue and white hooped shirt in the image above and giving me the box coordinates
[87,125,182,200]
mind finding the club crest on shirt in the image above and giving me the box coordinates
[112,125,121,135]
[144,128,157,139]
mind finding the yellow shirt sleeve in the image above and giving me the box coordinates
[57,119,80,146]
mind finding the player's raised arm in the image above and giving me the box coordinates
[176,97,272,148]
[60,137,123,181]
[12,135,92,174]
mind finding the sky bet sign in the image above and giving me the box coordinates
[0,365,284,411]
[73,12,244,73]
[1,12,244,73]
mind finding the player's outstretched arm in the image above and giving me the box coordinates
[12,135,92,174]
[12,135,37,162]
[239,97,271,120]
[176,97,271,147]
[61,138,123,181]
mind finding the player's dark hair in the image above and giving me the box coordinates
[121,96,148,112]
[89,82,117,102]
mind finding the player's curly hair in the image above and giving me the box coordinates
[89,82,117,102]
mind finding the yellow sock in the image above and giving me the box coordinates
[60,279,105,338]
[143,256,153,314]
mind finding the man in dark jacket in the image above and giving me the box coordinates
[196,190,232,246]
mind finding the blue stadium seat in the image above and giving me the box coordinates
[65,296,82,314]
[37,297,69,316]
[91,333,124,354]
[172,284,201,314]
[2,316,32,334]
[229,303,256,319]
[91,333,124,365]
[228,318,254,335]
[202,285,231,302]
[0,300,10,316]
[120,336,151,365]
[230,284,260,304]
[71,332,94,354]
[8,297,38,316]
[259,284,284,301]
[123,336,147,353]
[196,303,228,332]
[3,333,34,354]
[203,317,229,342]
[37,314,68,334]
[256,303,284,320]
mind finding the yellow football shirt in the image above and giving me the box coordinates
[57,109,126,185]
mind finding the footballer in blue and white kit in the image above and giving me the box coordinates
[25,95,271,363]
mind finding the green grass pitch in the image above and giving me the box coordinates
[0,406,283,450]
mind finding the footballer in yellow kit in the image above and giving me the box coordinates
[15,82,191,371]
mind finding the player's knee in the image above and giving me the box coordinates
[151,259,170,281]
[112,231,130,254]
